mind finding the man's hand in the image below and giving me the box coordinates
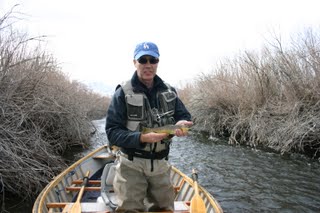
[175,120,193,137]
[140,132,169,143]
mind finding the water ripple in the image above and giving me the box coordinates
[169,135,320,212]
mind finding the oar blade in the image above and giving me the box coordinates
[68,202,81,213]
[190,194,206,213]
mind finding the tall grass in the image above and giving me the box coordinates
[0,8,110,204]
[186,29,320,157]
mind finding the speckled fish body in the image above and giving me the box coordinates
[142,125,189,134]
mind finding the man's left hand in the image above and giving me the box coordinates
[175,120,193,137]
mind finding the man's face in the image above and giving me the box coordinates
[134,55,159,83]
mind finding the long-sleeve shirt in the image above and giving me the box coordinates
[105,71,191,150]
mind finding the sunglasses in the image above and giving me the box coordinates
[137,56,159,64]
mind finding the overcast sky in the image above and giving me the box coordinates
[1,0,320,91]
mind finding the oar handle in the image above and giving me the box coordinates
[190,168,206,213]
[76,171,90,203]
[192,169,198,182]
[83,171,90,185]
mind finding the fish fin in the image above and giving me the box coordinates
[141,127,149,134]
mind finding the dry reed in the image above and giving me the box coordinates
[186,28,320,158]
[0,7,110,208]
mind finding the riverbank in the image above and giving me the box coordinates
[178,28,320,159]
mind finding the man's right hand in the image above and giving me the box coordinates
[140,132,169,143]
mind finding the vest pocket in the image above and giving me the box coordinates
[159,91,176,114]
[126,94,145,121]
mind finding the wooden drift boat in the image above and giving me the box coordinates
[32,145,223,213]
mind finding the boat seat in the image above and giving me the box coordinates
[60,202,112,212]
[98,162,118,210]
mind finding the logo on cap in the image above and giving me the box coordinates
[143,43,149,49]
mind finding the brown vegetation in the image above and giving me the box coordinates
[0,7,110,206]
[181,28,320,158]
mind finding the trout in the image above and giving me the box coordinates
[141,125,189,135]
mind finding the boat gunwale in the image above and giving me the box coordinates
[171,166,223,213]
[34,145,109,213]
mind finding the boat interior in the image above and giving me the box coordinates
[45,151,193,212]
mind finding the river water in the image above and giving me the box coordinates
[91,118,320,213]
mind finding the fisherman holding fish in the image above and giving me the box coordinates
[105,41,193,212]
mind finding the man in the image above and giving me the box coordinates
[105,41,193,211]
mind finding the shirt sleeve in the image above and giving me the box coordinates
[172,88,192,121]
[173,98,192,122]
[105,88,146,149]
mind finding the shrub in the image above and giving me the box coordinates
[0,7,110,203]
[188,28,320,157]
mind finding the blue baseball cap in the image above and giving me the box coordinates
[134,42,160,60]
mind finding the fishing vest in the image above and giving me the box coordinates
[120,80,177,170]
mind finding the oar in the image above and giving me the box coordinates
[68,171,90,213]
[190,169,206,213]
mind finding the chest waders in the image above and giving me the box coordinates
[120,80,177,171]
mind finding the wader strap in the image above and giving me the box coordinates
[150,144,157,172]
